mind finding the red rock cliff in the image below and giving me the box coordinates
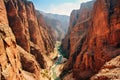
[5,0,30,52]
[0,0,24,79]
[62,0,95,72]
[5,0,55,69]
[36,11,55,54]
[0,0,56,80]
[62,0,120,79]
[62,10,79,56]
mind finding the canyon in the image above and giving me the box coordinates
[40,12,69,41]
[0,0,120,80]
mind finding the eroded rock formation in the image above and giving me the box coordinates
[0,0,56,80]
[61,0,95,74]
[62,0,120,80]
[0,0,25,79]
[91,55,120,80]
[5,0,55,68]
[5,0,30,52]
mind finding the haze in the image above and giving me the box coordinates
[29,0,92,15]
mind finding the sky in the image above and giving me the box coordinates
[29,0,92,16]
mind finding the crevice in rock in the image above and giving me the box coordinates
[20,56,35,73]
[116,43,120,48]
[1,74,5,80]
[30,46,46,69]
[3,40,11,65]
[11,40,16,48]
[0,30,6,37]
[72,34,86,63]
[0,64,5,80]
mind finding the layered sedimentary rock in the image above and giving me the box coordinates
[62,0,120,79]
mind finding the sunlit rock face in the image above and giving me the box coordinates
[5,0,55,54]
[0,0,56,80]
[17,45,41,80]
[91,55,120,80]
[5,0,55,69]
[0,0,25,79]
[25,1,55,55]
[62,0,120,79]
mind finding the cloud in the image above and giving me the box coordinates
[46,3,80,15]
[45,0,92,15]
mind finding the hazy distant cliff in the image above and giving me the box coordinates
[41,12,69,41]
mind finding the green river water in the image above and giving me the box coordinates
[51,42,66,80]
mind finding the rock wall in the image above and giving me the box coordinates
[62,0,120,79]
[37,11,55,54]
[62,0,95,72]
[0,0,56,80]
[5,0,55,68]
[61,10,79,56]
[91,55,120,80]
[5,0,55,54]
[0,0,25,79]
[5,0,30,52]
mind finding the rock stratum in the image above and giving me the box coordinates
[61,0,120,80]
[0,0,56,80]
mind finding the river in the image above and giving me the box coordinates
[40,41,67,80]
[51,41,67,80]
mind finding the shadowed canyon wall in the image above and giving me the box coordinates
[61,0,120,80]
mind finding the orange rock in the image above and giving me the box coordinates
[62,0,120,79]
[5,0,30,52]
[0,0,56,80]
[0,0,25,79]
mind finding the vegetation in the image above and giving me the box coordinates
[58,46,69,59]
[41,69,51,80]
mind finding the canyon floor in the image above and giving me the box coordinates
[40,41,67,80]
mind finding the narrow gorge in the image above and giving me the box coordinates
[0,0,120,80]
